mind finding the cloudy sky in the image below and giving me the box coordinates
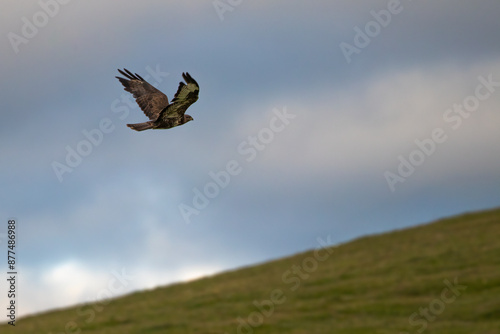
[1,0,499,318]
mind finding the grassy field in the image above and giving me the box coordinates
[2,207,499,333]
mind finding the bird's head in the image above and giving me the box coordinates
[184,114,194,123]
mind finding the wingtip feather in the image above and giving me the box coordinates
[116,68,145,82]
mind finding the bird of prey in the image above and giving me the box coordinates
[116,68,199,131]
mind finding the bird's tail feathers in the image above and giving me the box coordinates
[127,122,154,131]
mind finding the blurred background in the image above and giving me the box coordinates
[0,0,499,317]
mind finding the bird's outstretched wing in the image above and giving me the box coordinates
[160,72,199,119]
[116,69,169,121]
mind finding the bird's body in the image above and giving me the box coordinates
[115,69,199,131]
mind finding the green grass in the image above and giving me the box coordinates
[2,207,500,333]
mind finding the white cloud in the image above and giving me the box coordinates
[13,261,111,317]
[13,260,224,318]
[231,59,500,187]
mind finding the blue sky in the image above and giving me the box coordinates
[1,0,499,318]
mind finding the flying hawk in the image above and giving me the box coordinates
[116,69,199,131]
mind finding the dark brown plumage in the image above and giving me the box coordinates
[116,69,199,131]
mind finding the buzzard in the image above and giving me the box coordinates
[116,68,199,131]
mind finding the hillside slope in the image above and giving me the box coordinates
[2,207,500,333]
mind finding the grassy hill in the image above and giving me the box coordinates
[2,207,500,333]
